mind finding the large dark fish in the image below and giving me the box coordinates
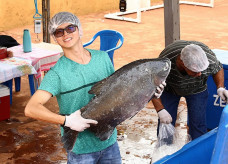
[62,58,171,151]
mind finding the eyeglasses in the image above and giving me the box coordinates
[53,25,77,38]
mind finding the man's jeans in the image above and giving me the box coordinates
[67,142,122,164]
[158,89,208,140]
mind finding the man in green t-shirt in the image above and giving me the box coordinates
[25,12,166,163]
[25,11,121,163]
[25,12,164,164]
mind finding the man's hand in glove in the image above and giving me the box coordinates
[217,87,228,103]
[154,81,166,98]
[158,109,172,124]
[64,110,98,132]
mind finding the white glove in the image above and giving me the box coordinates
[154,81,166,98]
[217,87,228,103]
[65,110,98,132]
[158,109,172,124]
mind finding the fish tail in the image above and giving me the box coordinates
[61,126,78,151]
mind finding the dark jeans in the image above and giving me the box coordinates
[157,89,208,140]
[67,142,122,164]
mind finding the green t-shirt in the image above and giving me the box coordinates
[38,49,117,154]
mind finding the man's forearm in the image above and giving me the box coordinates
[213,68,224,89]
[151,98,165,112]
[24,90,65,125]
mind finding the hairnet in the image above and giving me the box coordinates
[48,12,83,37]
[180,44,209,72]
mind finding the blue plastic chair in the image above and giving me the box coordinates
[83,30,124,65]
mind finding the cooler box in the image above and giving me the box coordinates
[154,105,228,164]
[206,49,228,130]
[0,84,10,121]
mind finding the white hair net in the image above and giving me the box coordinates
[48,12,83,37]
[180,44,209,72]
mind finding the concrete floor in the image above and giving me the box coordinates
[0,0,228,163]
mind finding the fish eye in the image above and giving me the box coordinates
[163,62,169,71]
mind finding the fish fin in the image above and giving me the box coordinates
[80,106,86,113]
[129,110,141,120]
[61,126,78,151]
[88,77,109,95]
[90,124,115,141]
[88,58,155,96]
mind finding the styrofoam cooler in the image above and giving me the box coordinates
[206,49,228,130]
[0,84,10,121]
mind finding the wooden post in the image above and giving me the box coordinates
[47,0,50,43]
[42,0,46,42]
[42,0,50,43]
[164,0,180,47]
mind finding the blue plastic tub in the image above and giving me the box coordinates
[206,49,228,130]
[154,105,228,164]
[210,105,228,163]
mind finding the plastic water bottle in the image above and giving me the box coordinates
[23,29,32,53]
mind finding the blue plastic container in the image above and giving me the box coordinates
[206,49,228,130]
[153,129,217,164]
[210,105,228,163]
[154,105,228,164]
[23,29,32,53]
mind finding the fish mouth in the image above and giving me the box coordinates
[153,59,171,86]
[163,61,171,72]
[159,59,171,77]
